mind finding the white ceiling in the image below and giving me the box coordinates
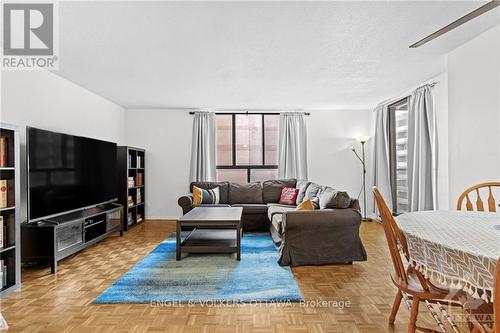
[55,1,500,110]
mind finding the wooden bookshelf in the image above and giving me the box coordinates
[0,123,20,297]
[117,147,146,231]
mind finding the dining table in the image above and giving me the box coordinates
[395,210,500,302]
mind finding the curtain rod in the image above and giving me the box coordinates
[189,111,310,115]
[374,81,439,110]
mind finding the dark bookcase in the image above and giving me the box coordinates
[117,147,146,231]
[0,123,20,296]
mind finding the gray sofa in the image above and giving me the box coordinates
[177,179,367,266]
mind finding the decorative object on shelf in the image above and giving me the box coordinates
[350,136,371,222]
[128,177,135,188]
[0,180,7,209]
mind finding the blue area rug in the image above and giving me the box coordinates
[94,233,303,304]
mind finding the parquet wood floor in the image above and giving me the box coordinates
[0,221,450,332]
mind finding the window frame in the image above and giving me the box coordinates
[216,112,279,183]
[388,97,410,215]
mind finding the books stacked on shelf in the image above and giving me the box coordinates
[127,196,134,207]
[128,177,135,188]
[0,216,3,248]
[0,180,7,209]
[127,212,133,226]
[136,172,143,186]
[0,136,7,167]
[137,213,143,223]
[136,189,142,204]
[0,260,7,288]
[137,155,142,168]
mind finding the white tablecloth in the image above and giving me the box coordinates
[396,210,500,301]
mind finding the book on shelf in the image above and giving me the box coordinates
[136,172,143,186]
[136,189,142,204]
[128,154,132,168]
[127,195,134,207]
[0,180,7,209]
[136,155,141,168]
[0,136,7,168]
[0,216,3,248]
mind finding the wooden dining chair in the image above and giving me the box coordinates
[373,187,463,333]
[457,182,500,212]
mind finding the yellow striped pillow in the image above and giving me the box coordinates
[296,199,315,210]
[192,186,220,205]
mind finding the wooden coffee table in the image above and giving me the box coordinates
[176,207,243,260]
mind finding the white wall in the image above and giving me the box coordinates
[430,72,449,210]
[125,108,373,219]
[307,109,374,216]
[448,25,500,207]
[1,70,126,221]
[1,71,125,144]
[125,109,192,219]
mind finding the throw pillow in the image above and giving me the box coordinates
[278,187,299,205]
[295,179,311,205]
[192,186,220,205]
[318,187,351,209]
[296,199,314,210]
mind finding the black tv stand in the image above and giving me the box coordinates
[21,203,123,274]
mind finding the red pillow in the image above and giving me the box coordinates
[278,187,299,205]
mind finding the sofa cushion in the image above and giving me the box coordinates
[318,187,352,209]
[262,179,297,203]
[304,182,322,200]
[267,204,296,222]
[193,204,231,208]
[231,204,268,215]
[190,182,229,204]
[192,186,220,205]
[229,182,263,204]
[295,180,311,205]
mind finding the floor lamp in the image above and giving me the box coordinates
[350,136,371,222]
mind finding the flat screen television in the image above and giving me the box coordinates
[27,127,118,222]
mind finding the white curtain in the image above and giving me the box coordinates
[407,84,438,211]
[190,111,216,182]
[372,103,393,212]
[278,112,308,179]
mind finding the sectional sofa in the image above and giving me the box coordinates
[178,179,367,266]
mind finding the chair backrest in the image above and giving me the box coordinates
[457,182,500,212]
[373,186,409,285]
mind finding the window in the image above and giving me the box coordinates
[216,113,279,183]
[388,98,409,215]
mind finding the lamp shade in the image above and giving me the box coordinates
[357,135,370,144]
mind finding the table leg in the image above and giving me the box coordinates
[236,221,241,261]
[176,221,181,260]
